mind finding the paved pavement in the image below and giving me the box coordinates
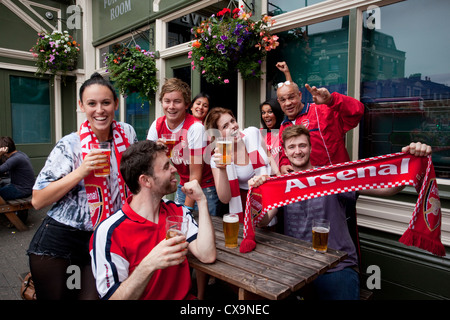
[0,206,48,300]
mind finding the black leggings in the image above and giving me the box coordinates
[27,217,98,300]
[29,254,98,300]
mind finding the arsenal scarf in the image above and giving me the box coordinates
[241,152,445,257]
[227,127,270,222]
[80,120,130,228]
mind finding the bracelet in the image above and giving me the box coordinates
[185,206,194,211]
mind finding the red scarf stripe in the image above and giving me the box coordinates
[80,120,130,228]
[241,152,445,256]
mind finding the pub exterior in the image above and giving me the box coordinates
[0,0,448,299]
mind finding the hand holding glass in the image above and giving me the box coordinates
[217,137,232,165]
[166,216,189,240]
[91,142,111,177]
[162,133,176,158]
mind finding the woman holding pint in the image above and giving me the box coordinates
[204,108,277,224]
[27,73,137,300]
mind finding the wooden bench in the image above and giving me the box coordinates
[0,196,32,231]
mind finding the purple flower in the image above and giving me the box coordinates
[216,43,226,53]
[220,35,228,41]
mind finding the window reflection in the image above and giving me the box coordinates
[266,17,349,103]
[360,0,450,178]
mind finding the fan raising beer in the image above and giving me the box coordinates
[90,142,111,177]
[223,213,239,248]
[217,137,232,165]
[162,133,176,158]
[312,219,330,253]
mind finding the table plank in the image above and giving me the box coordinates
[188,252,292,300]
[188,216,348,300]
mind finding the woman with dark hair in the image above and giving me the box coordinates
[259,98,284,170]
[189,92,211,123]
[27,73,137,300]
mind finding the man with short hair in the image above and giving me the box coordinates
[251,125,431,300]
[276,81,364,173]
[90,140,216,300]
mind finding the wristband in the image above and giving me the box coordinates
[185,206,194,211]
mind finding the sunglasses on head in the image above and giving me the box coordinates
[277,81,292,88]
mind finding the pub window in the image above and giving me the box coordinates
[266,17,349,101]
[10,76,51,144]
[268,0,327,16]
[360,0,450,179]
[166,0,237,48]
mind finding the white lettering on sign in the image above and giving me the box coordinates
[104,0,132,21]
[285,158,410,193]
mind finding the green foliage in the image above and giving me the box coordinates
[30,30,80,81]
[104,44,158,103]
[189,6,279,85]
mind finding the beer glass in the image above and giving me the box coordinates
[91,142,111,177]
[223,213,239,248]
[166,215,189,240]
[217,137,232,165]
[312,219,330,253]
[162,133,176,158]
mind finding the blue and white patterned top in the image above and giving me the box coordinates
[33,122,137,231]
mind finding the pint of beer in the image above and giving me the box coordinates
[162,133,176,158]
[223,213,239,248]
[312,219,330,253]
[217,137,232,165]
[166,215,188,240]
[91,142,111,177]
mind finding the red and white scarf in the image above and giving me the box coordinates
[226,128,270,227]
[80,120,130,228]
[241,152,445,256]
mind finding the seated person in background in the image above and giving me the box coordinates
[250,125,432,300]
[0,136,35,201]
[90,140,216,300]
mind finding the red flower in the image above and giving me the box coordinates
[217,8,231,17]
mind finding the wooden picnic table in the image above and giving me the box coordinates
[187,216,348,300]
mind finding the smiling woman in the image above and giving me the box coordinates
[27,73,138,300]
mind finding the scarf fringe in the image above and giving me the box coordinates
[240,238,256,253]
[399,229,446,257]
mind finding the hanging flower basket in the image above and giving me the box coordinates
[189,6,279,85]
[104,44,158,103]
[30,30,80,81]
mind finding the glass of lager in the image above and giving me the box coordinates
[312,219,330,253]
[90,142,111,177]
[223,213,239,248]
[166,215,188,240]
[217,137,232,165]
[162,133,176,158]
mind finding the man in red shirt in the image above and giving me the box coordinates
[276,80,364,174]
[90,140,216,300]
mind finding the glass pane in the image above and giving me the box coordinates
[360,0,450,179]
[125,93,150,141]
[167,0,237,48]
[266,17,349,102]
[268,0,326,16]
[10,76,51,144]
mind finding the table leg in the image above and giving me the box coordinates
[238,288,264,300]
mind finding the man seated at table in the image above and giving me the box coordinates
[90,140,216,300]
[250,125,432,300]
